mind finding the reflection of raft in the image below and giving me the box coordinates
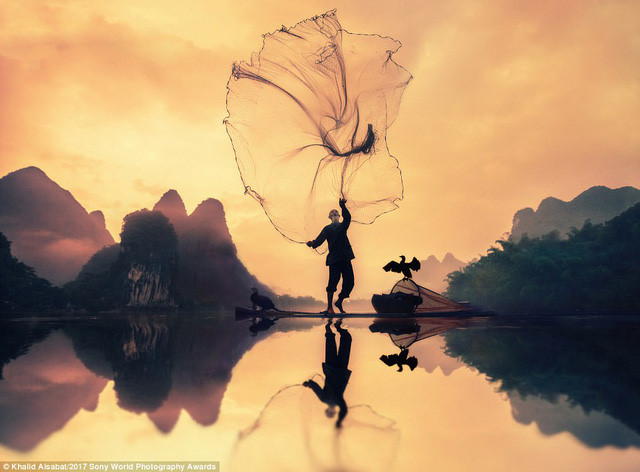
[368,319,420,336]
[371,279,475,315]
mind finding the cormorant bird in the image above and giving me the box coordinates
[250,287,277,311]
[382,255,421,279]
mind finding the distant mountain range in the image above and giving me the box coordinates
[0,166,272,310]
[67,189,272,310]
[510,185,640,241]
[2,166,638,310]
[0,167,114,285]
[416,185,640,293]
[414,253,468,293]
[153,189,271,307]
[448,201,640,313]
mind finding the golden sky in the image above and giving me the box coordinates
[1,0,639,298]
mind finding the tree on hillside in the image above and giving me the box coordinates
[446,203,640,313]
[0,232,66,312]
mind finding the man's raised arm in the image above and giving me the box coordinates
[340,198,351,230]
[303,379,325,402]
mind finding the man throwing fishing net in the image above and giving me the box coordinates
[307,198,355,314]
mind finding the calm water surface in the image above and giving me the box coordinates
[1,313,639,471]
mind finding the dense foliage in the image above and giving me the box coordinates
[63,250,124,311]
[120,210,178,261]
[0,232,66,312]
[446,203,640,313]
[65,210,178,310]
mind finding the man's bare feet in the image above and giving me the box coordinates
[320,308,335,315]
[334,298,346,314]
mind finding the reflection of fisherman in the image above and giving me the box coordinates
[303,320,352,428]
[306,198,355,314]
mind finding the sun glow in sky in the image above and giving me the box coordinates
[1,0,639,297]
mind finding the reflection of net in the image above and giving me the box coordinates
[387,318,470,350]
[225,10,412,243]
[391,279,468,314]
[230,382,399,472]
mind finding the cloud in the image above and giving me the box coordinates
[1,0,638,295]
[134,178,170,197]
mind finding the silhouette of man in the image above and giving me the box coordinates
[303,320,352,428]
[306,198,354,314]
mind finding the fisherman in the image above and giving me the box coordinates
[306,198,355,314]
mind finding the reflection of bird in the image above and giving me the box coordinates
[380,348,418,372]
[249,317,277,336]
[382,255,421,279]
[251,288,276,310]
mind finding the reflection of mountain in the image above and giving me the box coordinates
[408,336,464,376]
[0,315,313,451]
[0,329,108,451]
[65,317,174,412]
[0,167,114,284]
[146,319,258,431]
[0,315,263,450]
[509,392,640,448]
[65,315,261,429]
[414,254,468,293]
[0,321,56,379]
[444,322,640,448]
[510,185,640,241]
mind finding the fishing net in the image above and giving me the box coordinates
[391,279,468,314]
[230,382,399,472]
[225,10,412,243]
